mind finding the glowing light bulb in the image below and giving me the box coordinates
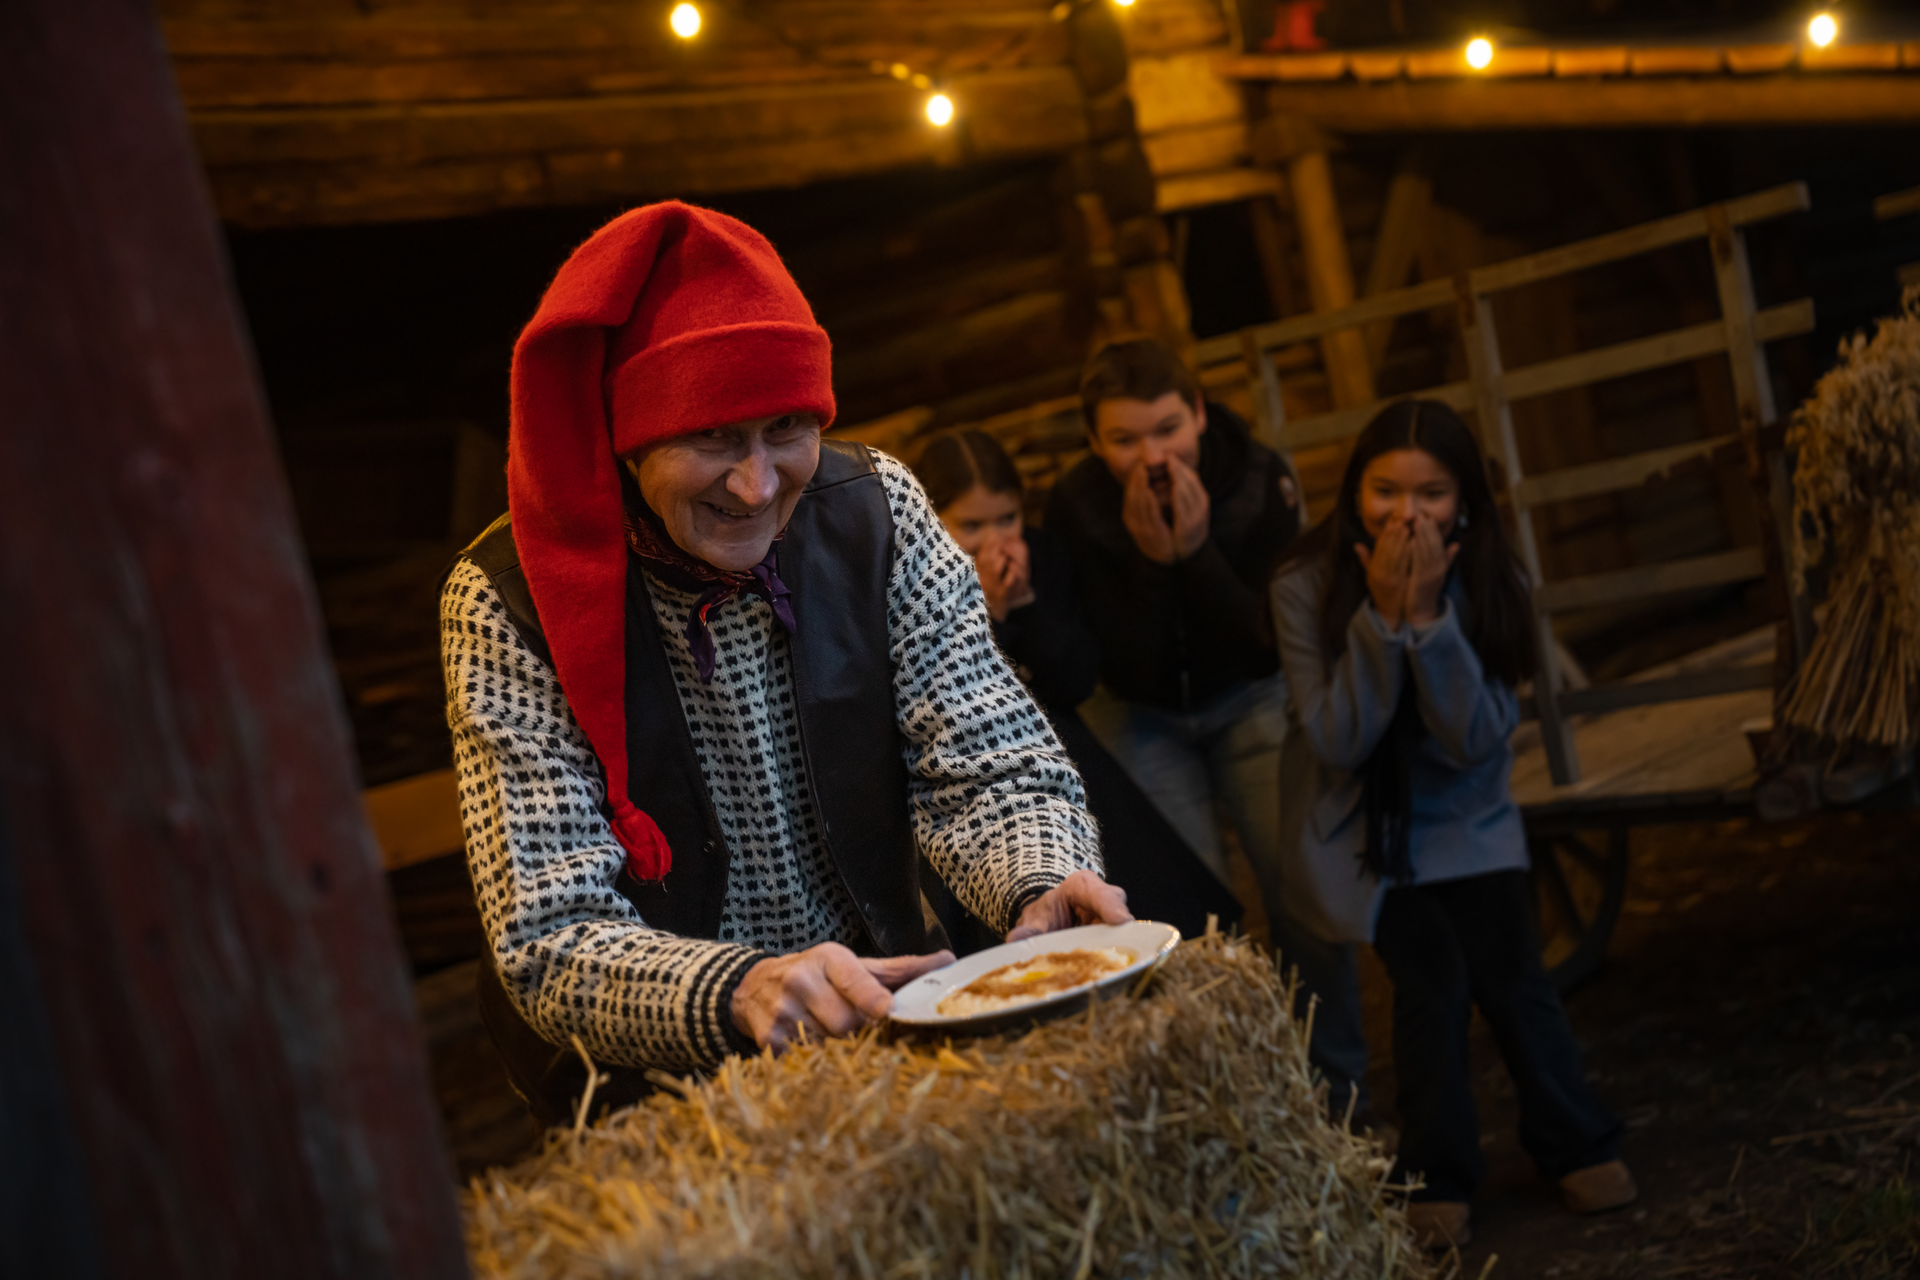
[1808,12,1838,47]
[670,2,700,39]
[926,93,955,127]
[1114,0,1137,7]
[1465,37,1494,70]
[890,62,911,80]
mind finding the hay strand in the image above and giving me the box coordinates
[464,933,1436,1279]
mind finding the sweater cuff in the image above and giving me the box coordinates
[701,946,771,1062]
[1359,600,1413,645]
[1406,599,1458,647]
[1003,873,1068,935]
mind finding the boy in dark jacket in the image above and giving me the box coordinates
[1045,337,1368,1112]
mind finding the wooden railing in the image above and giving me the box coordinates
[1196,182,1816,786]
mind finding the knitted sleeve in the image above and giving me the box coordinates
[440,558,763,1074]
[875,452,1104,932]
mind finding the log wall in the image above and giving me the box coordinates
[162,0,1089,226]
[1123,0,1280,213]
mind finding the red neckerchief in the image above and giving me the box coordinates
[623,505,794,682]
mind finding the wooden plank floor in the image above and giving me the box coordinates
[1511,628,1774,823]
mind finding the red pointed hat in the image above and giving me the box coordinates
[507,201,835,881]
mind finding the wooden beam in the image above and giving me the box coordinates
[1140,119,1248,178]
[1555,664,1773,718]
[0,0,469,1274]
[1245,193,1300,321]
[1282,380,1475,450]
[1875,184,1920,220]
[1118,0,1232,58]
[165,6,1068,109]
[1154,165,1279,211]
[1457,282,1579,781]
[1513,435,1744,508]
[1276,131,1372,409]
[1129,50,1246,133]
[1360,151,1432,368]
[1705,206,1815,677]
[1504,300,1814,405]
[1532,548,1766,614]
[1236,73,1920,130]
[196,68,1087,226]
[193,69,1081,167]
[364,770,466,872]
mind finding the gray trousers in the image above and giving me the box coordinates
[1081,673,1372,1116]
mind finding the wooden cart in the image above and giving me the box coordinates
[1509,628,1774,989]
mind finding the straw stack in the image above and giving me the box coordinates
[1782,284,1920,748]
[464,931,1432,1280]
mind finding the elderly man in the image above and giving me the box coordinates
[441,202,1128,1120]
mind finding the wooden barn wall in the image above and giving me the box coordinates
[161,0,1089,227]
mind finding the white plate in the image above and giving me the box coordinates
[889,921,1181,1032]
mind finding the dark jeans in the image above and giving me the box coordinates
[1084,675,1371,1118]
[1374,871,1623,1202]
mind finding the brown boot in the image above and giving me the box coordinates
[1560,1160,1638,1214]
[1405,1201,1472,1250]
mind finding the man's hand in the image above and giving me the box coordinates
[1007,869,1134,942]
[731,943,954,1052]
[977,534,1035,622]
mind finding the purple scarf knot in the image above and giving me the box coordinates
[624,507,796,683]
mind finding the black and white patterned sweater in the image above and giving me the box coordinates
[440,452,1102,1074]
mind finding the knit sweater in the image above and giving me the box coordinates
[440,451,1102,1074]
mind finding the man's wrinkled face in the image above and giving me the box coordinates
[625,414,822,571]
[1088,392,1207,500]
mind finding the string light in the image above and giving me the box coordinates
[1465,36,1494,70]
[671,4,954,127]
[1113,0,1137,7]
[1808,12,1839,47]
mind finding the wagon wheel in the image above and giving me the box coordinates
[1531,827,1630,994]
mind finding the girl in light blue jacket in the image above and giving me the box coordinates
[1268,400,1633,1249]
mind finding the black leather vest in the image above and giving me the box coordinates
[462,440,928,957]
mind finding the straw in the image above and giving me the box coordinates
[1781,284,1920,748]
[464,931,1437,1279]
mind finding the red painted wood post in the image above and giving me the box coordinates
[0,2,471,1277]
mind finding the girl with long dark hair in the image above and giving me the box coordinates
[913,431,1241,945]
[1268,400,1633,1249]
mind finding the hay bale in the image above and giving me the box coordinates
[1782,283,1920,748]
[464,933,1431,1279]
